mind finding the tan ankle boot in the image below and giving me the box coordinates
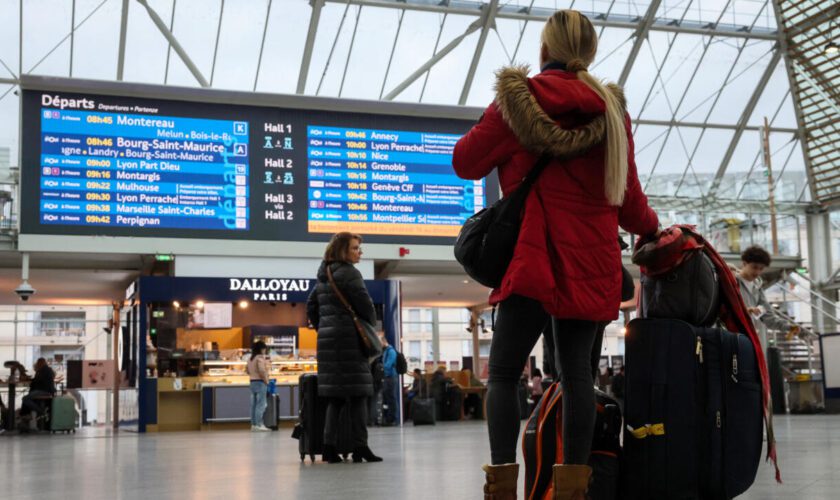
[482,463,519,500]
[552,464,592,500]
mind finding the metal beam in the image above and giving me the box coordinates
[618,0,662,86]
[0,78,17,85]
[787,4,840,36]
[459,0,499,105]
[647,195,810,215]
[772,0,819,202]
[210,0,226,86]
[793,61,840,116]
[384,17,484,101]
[253,0,273,92]
[324,0,779,40]
[116,0,129,80]
[136,0,209,87]
[297,0,325,94]
[707,48,781,197]
[69,0,76,77]
[163,0,176,85]
[635,119,795,133]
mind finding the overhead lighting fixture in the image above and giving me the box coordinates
[196,300,205,309]
[462,280,469,284]
[238,300,248,309]
[620,327,627,336]
[172,301,180,309]
[826,41,840,55]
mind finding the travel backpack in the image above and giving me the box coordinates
[522,384,622,500]
[638,249,720,326]
[395,350,408,375]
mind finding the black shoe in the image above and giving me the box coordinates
[352,446,383,463]
[322,445,343,464]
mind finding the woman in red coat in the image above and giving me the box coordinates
[453,10,659,500]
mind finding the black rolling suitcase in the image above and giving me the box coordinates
[263,393,279,430]
[441,383,464,421]
[412,377,436,425]
[294,373,353,463]
[622,318,763,500]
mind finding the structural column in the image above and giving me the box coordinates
[806,207,837,333]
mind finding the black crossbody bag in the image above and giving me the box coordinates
[454,155,552,288]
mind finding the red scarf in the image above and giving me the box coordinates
[634,225,781,483]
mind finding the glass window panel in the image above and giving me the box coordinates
[417,14,481,105]
[368,10,441,102]
[0,0,20,74]
[590,28,634,83]
[0,84,18,163]
[438,308,465,323]
[70,0,122,81]
[465,27,509,107]
[210,0,272,91]
[252,0,310,94]
[632,124,670,180]
[122,0,173,84]
[706,41,776,124]
[337,7,401,100]
[685,128,735,175]
[772,139,808,202]
[638,34,707,121]
[163,0,223,88]
[410,341,421,359]
[715,129,761,198]
[747,59,791,127]
[21,0,74,77]
[303,1,360,95]
[677,38,741,123]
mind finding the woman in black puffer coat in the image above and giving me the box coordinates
[306,232,382,464]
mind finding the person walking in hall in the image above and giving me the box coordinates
[306,232,383,463]
[453,10,659,499]
[736,245,801,353]
[246,341,271,432]
[380,336,399,426]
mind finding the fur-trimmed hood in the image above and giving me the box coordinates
[493,65,627,158]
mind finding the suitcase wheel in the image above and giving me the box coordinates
[300,454,305,462]
[310,454,316,464]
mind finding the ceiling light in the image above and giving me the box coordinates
[172,301,180,308]
[620,327,627,336]
[462,280,469,284]
[826,41,840,55]
[196,300,205,309]
[238,300,248,309]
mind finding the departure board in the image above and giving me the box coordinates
[20,87,498,245]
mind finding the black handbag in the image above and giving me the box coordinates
[326,266,383,363]
[454,155,552,288]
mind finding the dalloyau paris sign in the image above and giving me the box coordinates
[228,278,313,302]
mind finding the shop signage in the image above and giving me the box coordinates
[229,278,313,302]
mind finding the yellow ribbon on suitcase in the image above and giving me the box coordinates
[628,423,665,439]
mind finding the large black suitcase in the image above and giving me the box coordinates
[295,373,353,463]
[440,383,464,421]
[623,318,763,500]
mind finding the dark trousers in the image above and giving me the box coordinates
[324,396,368,449]
[487,294,599,465]
[382,376,399,425]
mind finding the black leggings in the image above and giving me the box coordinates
[487,294,599,465]
[324,396,368,449]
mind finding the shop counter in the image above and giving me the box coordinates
[200,382,300,426]
[154,377,202,432]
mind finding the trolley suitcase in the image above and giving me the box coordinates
[441,383,464,421]
[294,373,353,462]
[411,397,436,425]
[50,395,78,433]
[622,318,762,500]
[263,393,279,430]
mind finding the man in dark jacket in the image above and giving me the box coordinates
[307,233,381,463]
[21,358,56,430]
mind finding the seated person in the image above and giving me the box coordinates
[406,368,426,399]
[20,358,56,429]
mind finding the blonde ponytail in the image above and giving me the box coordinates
[541,10,628,206]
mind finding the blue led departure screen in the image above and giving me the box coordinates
[20,89,498,245]
[39,109,249,230]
